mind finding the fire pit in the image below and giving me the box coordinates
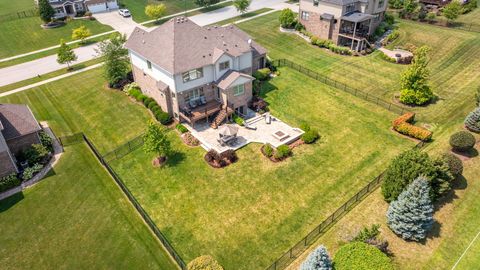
[272,130,290,141]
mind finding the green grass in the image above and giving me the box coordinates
[110,68,414,269]
[0,67,150,153]
[0,143,177,269]
[237,12,480,125]
[211,8,273,26]
[0,17,113,59]
[119,0,199,23]
[0,0,34,15]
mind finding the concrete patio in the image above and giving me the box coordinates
[184,113,304,153]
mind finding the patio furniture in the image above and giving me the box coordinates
[265,113,271,124]
[200,96,207,105]
[219,124,239,137]
[244,120,257,130]
[189,99,197,108]
[217,134,237,146]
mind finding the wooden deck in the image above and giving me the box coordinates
[179,100,223,125]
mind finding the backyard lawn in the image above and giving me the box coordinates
[0,17,112,58]
[119,0,199,22]
[0,144,177,270]
[0,67,150,153]
[110,68,414,269]
[0,0,33,15]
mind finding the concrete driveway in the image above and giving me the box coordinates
[94,11,146,36]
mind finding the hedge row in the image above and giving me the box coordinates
[392,112,432,141]
[309,35,352,55]
[125,83,172,125]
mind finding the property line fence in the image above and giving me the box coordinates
[0,9,38,23]
[265,140,426,270]
[102,134,144,163]
[58,133,187,270]
[271,59,409,116]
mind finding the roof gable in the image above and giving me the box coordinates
[0,104,41,140]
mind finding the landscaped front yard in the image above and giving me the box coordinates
[110,68,414,269]
[0,144,177,270]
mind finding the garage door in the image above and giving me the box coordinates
[87,3,107,13]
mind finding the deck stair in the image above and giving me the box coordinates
[210,107,234,129]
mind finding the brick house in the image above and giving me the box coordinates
[36,0,119,18]
[299,0,388,51]
[0,104,42,178]
[125,17,267,128]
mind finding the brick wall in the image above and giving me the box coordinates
[0,151,17,178]
[132,65,172,115]
[299,11,340,42]
[6,132,41,156]
[222,81,253,111]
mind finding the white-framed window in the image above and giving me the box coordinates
[345,3,355,13]
[233,84,245,96]
[219,61,230,71]
[182,68,203,83]
[301,11,309,21]
[55,7,64,14]
[147,60,152,69]
[185,87,204,103]
[313,0,319,6]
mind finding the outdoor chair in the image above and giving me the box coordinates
[200,96,207,105]
[189,99,197,109]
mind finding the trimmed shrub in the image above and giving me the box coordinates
[134,94,148,103]
[23,144,49,165]
[300,245,332,270]
[187,255,224,270]
[279,8,296,28]
[150,105,163,115]
[302,129,320,144]
[22,163,44,181]
[334,242,394,270]
[147,100,159,110]
[380,51,397,63]
[39,130,53,152]
[465,107,480,133]
[253,68,271,81]
[387,176,434,241]
[392,113,432,141]
[274,145,291,160]
[352,224,381,242]
[220,149,238,163]
[441,153,463,176]
[155,111,172,125]
[0,173,21,193]
[176,124,189,134]
[205,150,221,163]
[143,97,155,107]
[263,144,274,157]
[232,114,244,126]
[449,131,476,152]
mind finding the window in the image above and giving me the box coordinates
[301,11,309,21]
[219,61,230,71]
[185,88,204,103]
[378,0,385,8]
[147,60,152,69]
[182,68,203,82]
[313,0,319,6]
[233,84,245,96]
[345,3,355,14]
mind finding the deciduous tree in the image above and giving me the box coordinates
[95,34,129,87]
[399,45,434,105]
[443,0,462,23]
[143,121,171,164]
[57,39,77,70]
[72,25,92,44]
[233,0,251,14]
[145,4,166,21]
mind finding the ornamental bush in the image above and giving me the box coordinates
[449,131,476,152]
[187,255,224,270]
[143,97,155,107]
[39,130,53,152]
[23,144,49,165]
[387,176,434,241]
[263,144,274,157]
[275,145,291,160]
[155,111,172,125]
[220,149,238,163]
[392,113,432,141]
[176,124,189,134]
[302,129,320,144]
[279,8,296,28]
[22,164,44,181]
[253,68,271,81]
[300,245,332,270]
[334,242,394,270]
[440,153,463,176]
[465,107,480,133]
[0,173,21,193]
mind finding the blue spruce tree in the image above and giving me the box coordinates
[386,176,434,241]
[300,245,332,270]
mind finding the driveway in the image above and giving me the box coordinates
[94,11,147,36]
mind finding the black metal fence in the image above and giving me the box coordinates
[59,133,187,270]
[0,9,38,22]
[271,59,409,116]
[265,140,426,270]
[102,134,144,162]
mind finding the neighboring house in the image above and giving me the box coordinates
[125,17,267,128]
[35,0,119,18]
[0,104,42,178]
[299,0,388,51]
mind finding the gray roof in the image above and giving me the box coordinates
[0,133,8,153]
[215,70,254,90]
[125,17,267,74]
[321,13,334,20]
[341,12,374,23]
[0,104,41,140]
[320,0,363,5]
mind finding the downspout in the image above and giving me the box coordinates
[351,21,357,50]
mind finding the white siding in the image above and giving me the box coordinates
[299,0,343,18]
[238,52,252,70]
[129,50,176,90]
[230,76,251,88]
[214,54,233,81]
[107,0,118,9]
[174,65,214,93]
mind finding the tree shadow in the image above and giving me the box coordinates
[426,220,442,240]
[258,80,278,98]
[434,175,467,211]
[453,148,479,158]
[0,192,24,212]
[166,151,186,167]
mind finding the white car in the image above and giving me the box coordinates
[118,9,131,17]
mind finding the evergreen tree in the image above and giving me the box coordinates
[399,46,434,105]
[38,0,55,23]
[95,34,129,87]
[465,107,480,133]
[300,245,332,270]
[387,176,434,241]
[56,39,77,70]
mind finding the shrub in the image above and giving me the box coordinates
[462,0,477,14]
[205,150,221,163]
[176,124,188,134]
[279,8,296,28]
[22,163,44,181]
[135,94,148,103]
[232,114,244,126]
[124,82,141,93]
[143,97,155,107]
[150,105,162,115]
[392,113,432,141]
[187,255,224,270]
[449,131,476,152]
[430,156,455,198]
[220,149,238,163]
[274,145,291,160]
[148,101,160,111]
[0,173,21,193]
[300,245,332,270]
[380,51,397,63]
[23,144,49,165]
[387,176,434,241]
[253,68,271,81]
[302,129,320,144]
[39,130,53,152]
[441,153,463,176]
[155,111,172,125]
[352,224,381,242]
[465,107,480,133]
[384,30,399,43]
[334,242,394,270]
[263,144,274,157]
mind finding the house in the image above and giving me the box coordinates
[125,17,267,128]
[37,0,118,18]
[299,0,388,51]
[0,104,42,178]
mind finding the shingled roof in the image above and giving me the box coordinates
[0,104,41,140]
[125,17,267,74]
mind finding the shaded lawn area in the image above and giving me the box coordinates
[0,143,177,270]
[0,67,151,154]
[119,0,199,22]
[237,12,480,124]
[0,17,112,58]
[110,68,414,269]
[0,0,34,15]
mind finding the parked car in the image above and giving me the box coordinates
[118,9,131,17]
